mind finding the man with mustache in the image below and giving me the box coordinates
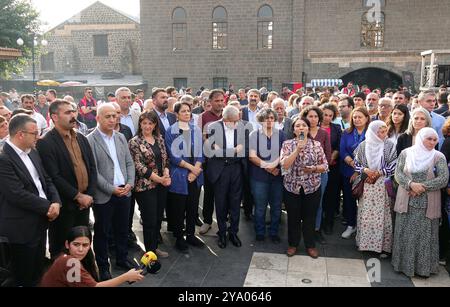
[36,99,97,259]
[365,93,380,117]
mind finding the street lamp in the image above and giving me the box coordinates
[16,36,48,88]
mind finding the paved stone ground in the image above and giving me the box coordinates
[109,202,450,287]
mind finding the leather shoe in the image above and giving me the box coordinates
[186,235,205,248]
[116,260,137,271]
[228,233,242,247]
[287,246,297,257]
[306,248,319,259]
[99,268,112,281]
[218,235,227,249]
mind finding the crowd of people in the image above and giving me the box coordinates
[1,81,450,287]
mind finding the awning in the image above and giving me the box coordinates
[0,47,22,60]
[311,79,343,87]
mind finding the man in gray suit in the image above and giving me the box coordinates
[87,103,136,281]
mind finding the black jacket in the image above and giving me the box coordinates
[205,120,250,184]
[0,143,61,244]
[36,128,97,211]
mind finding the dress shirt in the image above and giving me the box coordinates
[224,124,235,149]
[6,140,47,199]
[120,110,136,136]
[248,107,261,130]
[155,109,170,131]
[98,130,125,186]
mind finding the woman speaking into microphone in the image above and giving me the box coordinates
[280,117,328,259]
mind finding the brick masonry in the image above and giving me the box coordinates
[32,1,141,78]
[141,0,450,91]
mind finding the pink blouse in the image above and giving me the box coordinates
[281,138,328,195]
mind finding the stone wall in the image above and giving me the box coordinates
[141,0,297,91]
[141,0,450,92]
[32,1,141,78]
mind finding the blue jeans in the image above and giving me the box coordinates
[250,178,283,236]
[315,172,328,230]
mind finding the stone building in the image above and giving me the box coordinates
[141,0,450,92]
[36,1,141,78]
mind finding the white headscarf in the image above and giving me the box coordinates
[405,127,438,173]
[365,120,388,170]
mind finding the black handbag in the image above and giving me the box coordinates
[351,172,367,199]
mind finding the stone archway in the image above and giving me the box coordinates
[341,67,402,91]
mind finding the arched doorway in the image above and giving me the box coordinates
[341,67,402,91]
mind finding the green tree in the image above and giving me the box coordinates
[0,0,41,79]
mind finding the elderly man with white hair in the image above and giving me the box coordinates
[272,98,294,139]
[116,87,140,137]
[288,96,314,119]
[205,105,249,249]
[372,97,394,122]
[87,103,136,280]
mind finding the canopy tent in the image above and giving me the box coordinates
[310,79,343,87]
[37,80,60,86]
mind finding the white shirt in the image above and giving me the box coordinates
[32,112,48,135]
[155,109,170,131]
[6,140,47,199]
[98,130,125,187]
[248,107,261,130]
[120,110,136,136]
[224,124,235,149]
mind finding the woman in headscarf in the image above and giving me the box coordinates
[354,121,397,255]
[392,128,449,277]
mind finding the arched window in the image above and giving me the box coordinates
[172,7,187,51]
[257,5,273,49]
[361,11,385,48]
[212,6,228,50]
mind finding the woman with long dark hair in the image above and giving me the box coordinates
[129,111,171,258]
[339,107,370,239]
[165,102,205,253]
[320,103,342,235]
[387,104,410,147]
[40,226,143,287]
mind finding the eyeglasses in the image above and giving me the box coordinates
[21,130,39,137]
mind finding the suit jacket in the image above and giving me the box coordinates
[87,129,135,204]
[281,117,294,140]
[329,123,343,152]
[129,108,141,134]
[36,128,97,211]
[205,120,249,184]
[0,143,61,244]
[153,110,177,139]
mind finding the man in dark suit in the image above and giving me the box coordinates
[152,88,177,138]
[205,105,249,249]
[36,100,97,259]
[0,114,61,286]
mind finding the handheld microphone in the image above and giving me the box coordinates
[128,252,161,285]
[139,251,161,275]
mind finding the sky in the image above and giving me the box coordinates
[31,0,140,31]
